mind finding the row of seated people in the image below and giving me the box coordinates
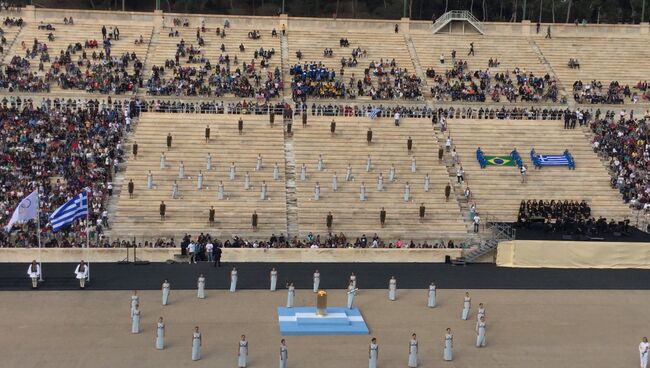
[3,16,22,27]
[572,80,632,104]
[146,62,281,99]
[0,99,139,243]
[427,60,561,103]
[590,114,650,210]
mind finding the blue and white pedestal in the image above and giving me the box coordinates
[277,307,369,336]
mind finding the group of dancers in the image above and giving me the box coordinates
[126,269,488,367]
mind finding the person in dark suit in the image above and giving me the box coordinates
[438,147,444,161]
[101,25,107,39]
[419,203,426,221]
[238,118,243,135]
[407,136,413,153]
[287,121,292,135]
[380,207,386,228]
[367,128,372,145]
[128,179,134,199]
[208,206,215,225]
[132,141,138,159]
[302,111,307,127]
[160,201,166,220]
[444,183,451,201]
[252,210,258,231]
[213,246,222,267]
[205,125,210,142]
[330,119,336,135]
[166,133,172,150]
[269,110,275,125]
[326,212,333,230]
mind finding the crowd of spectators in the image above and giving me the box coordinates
[0,98,139,247]
[15,231,461,250]
[146,29,281,99]
[290,62,347,100]
[427,58,562,103]
[0,24,144,94]
[590,111,650,210]
[572,80,632,104]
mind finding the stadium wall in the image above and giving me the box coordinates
[497,240,650,269]
[19,6,650,38]
[0,248,463,263]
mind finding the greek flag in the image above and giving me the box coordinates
[537,155,569,166]
[368,107,381,119]
[49,192,89,232]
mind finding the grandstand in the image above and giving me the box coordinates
[6,20,151,94]
[292,116,467,241]
[446,118,632,222]
[111,113,287,239]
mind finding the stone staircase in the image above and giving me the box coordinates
[137,24,159,95]
[280,32,291,98]
[529,38,573,108]
[103,118,138,239]
[1,24,25,65]
[430,108,476,237]
[404,33,429,94]
[283,118,299,238]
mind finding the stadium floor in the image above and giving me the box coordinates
[0,289,647,368]
[1,262,650,290]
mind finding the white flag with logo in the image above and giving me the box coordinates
[4,190,39,231]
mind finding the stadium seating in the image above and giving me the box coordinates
[445,118,631,222]
[292,116,468,240]
[7,21,151,94]
[110,113,288,239]
[536,37,650,87]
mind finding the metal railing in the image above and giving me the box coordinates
[432,10,485,35]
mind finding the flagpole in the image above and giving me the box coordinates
[86,207,90,283]
[37,189,43,282]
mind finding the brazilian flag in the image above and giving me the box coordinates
[484,155,516,166]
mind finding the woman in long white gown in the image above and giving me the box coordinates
[230,267,238,292]
[162,279,170,305]
[238,334,248,368]
[476,316,486,347]
[197,273,206,299]
[313,270,320,292]
[346,281,356,309]
[368,337,378,368]
[147,170,153,189]
[286,282,295,307]
[332,173,338,191]
[388,276,397,301]
[423,174,430,192]
[476,302,486,322]
[408,333,418,368]
[443,328,453,361]
[461,291,471,320]
[640,337,649,368]
[155,317,165,350]
[131,303,140,334]
[427,283,436,307]
[270,268,278,291]
[273,163,280,180]
[160,152,166,169]
[191,326,201,361]
[130,290,139,318]
[279,339,288,368]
